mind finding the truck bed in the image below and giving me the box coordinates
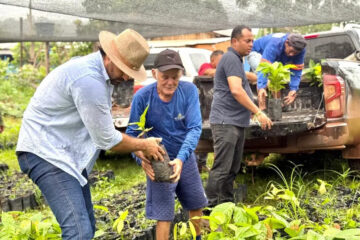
[195,76,326,140]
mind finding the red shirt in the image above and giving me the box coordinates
[198,63,214,76]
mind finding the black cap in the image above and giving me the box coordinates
[287,33,307,52]
[154,49,184,72]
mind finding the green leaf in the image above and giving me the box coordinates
[189,221,197,240]
[334,228,360,238]
[179,222,187,236]
[256,61,296,93]
[317,179,327,195]
[173,223,178,240]
[120,210,129,220]
[235,226,260,239]
[209,202,235,230]
[138,104,150,130]
[233,207,252,226]
[94,229,105,238]
[207,232,225,240]
[264,217,287,230]
[93,205,109,213]
[305,230,324,240]
[116,220,124,234]
[244,206,261,223]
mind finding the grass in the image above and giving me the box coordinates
[0,116,21,149]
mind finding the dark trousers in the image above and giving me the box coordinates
[17,152,95,240]
[205,124,245,206]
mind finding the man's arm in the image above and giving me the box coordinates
[228,76,272,130]
[246,72,257,85]
[110,134,163,159]
[289,50,306,91]
[71,76,163,160]
[176,85,202,163]
[284,50,306,105]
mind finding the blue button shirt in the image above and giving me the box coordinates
[126,81,202,163]
[16,52,123,186]
[253,33,306,91]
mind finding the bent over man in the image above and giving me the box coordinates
[16,29,164,240]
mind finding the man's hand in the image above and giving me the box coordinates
[257,88,267,110]
[143,137,165,161]
[284,90,297,105]
[169,158,183,182]
[135,151,156,180]
[255,111,273,130]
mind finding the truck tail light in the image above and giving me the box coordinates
[323,74,345,118]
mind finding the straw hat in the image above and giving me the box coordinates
[99,29,149,81]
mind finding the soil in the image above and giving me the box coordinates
[88,170,115,185]
[151,144,173,182]
[93,182,188,239]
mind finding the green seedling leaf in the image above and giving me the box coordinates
[128,104,153,137]
[257,61,296,94]
[235,225,259,239]
[244,206,261,223]
[120,210,128,220]
[207,232,225,240]
[334,228,360,238]
[94,229,105,238]
[233,207,252,226]
[93,205,109,213]
[317,179,327,195]
[264,217,287,230]
[189,221,197,240]
[179,222,187,236]
[116,221,124,234]
[173,223,178,240]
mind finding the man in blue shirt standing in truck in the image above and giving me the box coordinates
[247,33,307,109]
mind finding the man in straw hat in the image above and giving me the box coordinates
[126,49,208,240]
[247,33,307,109]
[16,29,164,240]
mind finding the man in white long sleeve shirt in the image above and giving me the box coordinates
[16,29,164,240]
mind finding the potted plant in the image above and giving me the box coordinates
[256,61,295,121]
[302,59,322,87]
[129,105,173,182]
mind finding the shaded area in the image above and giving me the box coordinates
[0,0,360,41]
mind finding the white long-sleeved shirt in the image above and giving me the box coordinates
[16,51,123,186]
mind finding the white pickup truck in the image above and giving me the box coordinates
[112,47,212,129]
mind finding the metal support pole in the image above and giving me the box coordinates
[20,17,23,66]
[45,42,50,73]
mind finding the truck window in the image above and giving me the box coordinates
[144,54,157,70]
[189,53,208,72]
[305,34,356,66]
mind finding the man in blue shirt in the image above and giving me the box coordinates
[126,49,207,240]
[16,29,164,240]
[248,33,307,109]
[206,25,273,207]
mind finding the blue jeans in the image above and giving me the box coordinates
[17,152,95,240]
